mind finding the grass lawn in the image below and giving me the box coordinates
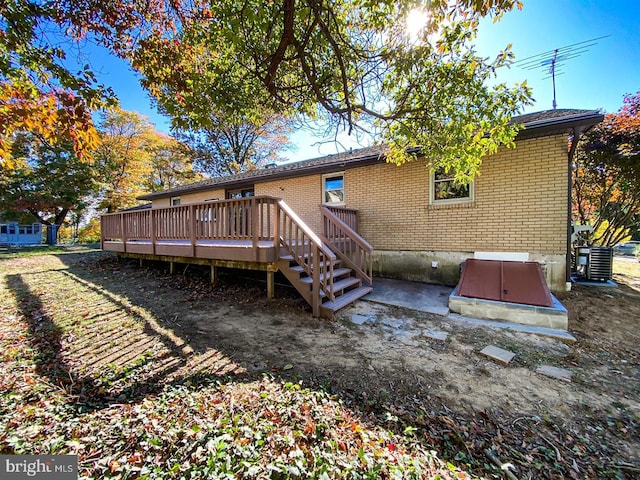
[0,247,467,479]
[613,256,640,277]
[1,246,638,479]
[0,243,101,258]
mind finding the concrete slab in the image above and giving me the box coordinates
[449,292,568,330]
[353,277,575,342]
[536,365,573,382]
[350,314,373,325]
[392,331,421,347]
[447,313,577,343]
[423,330,449,341]
[571,277,618,288]
[364,277,452,316]
[380,316,406,328]
[480,345,516,366]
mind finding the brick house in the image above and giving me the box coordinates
[140,109,602,289]
[102,109,602,317]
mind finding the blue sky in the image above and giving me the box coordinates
[81,0,640,161]
[475,0,639,113]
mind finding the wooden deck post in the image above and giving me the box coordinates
[189,204,196,257]
[251,197,259,259]
[100,216,105,250]
[273,200,280,252]
[150,209,156,255]
[267,269,275,299]
[311,243,320,317]
[210,265,218,285]
[121,213,127,253]
[170,261,175,275]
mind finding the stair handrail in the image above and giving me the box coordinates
[320,205,373,285]
[277,199,337,316]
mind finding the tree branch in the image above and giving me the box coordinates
[264,0,295,92]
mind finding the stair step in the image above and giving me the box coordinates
[318,277,362,298]
[320,286,373,314]
[299,268,351,283]
[328,276,362,293]
[280,254,338,263]
[288,261,342,274]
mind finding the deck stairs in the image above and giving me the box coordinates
[100,196,373,319]
[274,202,374,318]
[277,251,372,318]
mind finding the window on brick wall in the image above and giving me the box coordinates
[226,188,254,199]
[322,172,345,205]
[430,168,474,205]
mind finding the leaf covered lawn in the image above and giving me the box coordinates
[0,251,468,479]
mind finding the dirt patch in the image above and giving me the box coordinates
[99,258,638,421]
[2,251,638,477]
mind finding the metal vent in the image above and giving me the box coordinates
[587,247,613,281]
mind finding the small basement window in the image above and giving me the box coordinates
[323,172,345,205]
[430,168,474,205]
[171,196,181,206]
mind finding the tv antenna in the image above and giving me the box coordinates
[513,35,610,109]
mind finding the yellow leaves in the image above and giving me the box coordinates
[0,81,101,166]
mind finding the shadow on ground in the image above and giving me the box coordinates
[3,251,639,478]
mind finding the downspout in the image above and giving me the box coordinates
[566,127,584,290]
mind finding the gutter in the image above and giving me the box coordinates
[139,114,603,202]
[515,111,604,140]
[138,147,419,201]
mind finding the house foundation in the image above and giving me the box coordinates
[372,250,569,292]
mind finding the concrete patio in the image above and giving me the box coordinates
[363,277,452,316]
[361,277,576,342]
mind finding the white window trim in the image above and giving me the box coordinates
[170,196,181,206]
[429,170,474,206]
[322,171,345,206]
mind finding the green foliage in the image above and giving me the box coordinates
[3,1,531,178]
[0,133,97,226]
[127,0,531,180]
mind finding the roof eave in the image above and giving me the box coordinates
[138,150,392,201]
[139,113,604,201]
[515,111,604,139]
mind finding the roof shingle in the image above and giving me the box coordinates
[139,108,603,201]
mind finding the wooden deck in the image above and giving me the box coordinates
[103,239,277,262]
[101,197,373,317]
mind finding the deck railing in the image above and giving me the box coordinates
[324,205,358,232]
[101,212,124,243]
[125,209,153,240]
[277,200,337,314]
[101,196,340,316]
[321,205,373,285]
[102,197,279,244]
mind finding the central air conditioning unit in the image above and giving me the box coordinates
[575,246,613,281]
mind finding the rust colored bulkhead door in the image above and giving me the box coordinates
[457,259,554,307]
